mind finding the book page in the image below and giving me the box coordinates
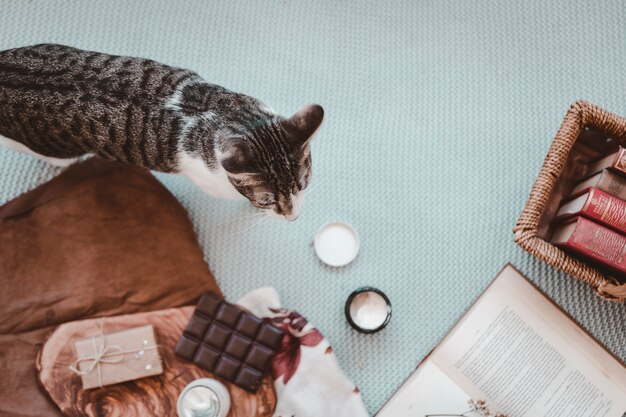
[432,266,626,417]
[377,360,472,417]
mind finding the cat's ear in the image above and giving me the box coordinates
[283,104,324,147]
[219,141,254,174]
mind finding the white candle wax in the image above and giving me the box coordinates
[349,291,389,330]
[314,222,359,267]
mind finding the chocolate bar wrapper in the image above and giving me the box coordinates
[73,324,163,389]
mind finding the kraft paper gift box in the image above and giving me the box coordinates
[71,324,163,390]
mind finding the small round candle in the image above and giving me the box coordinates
[345,287,391,334]
[314,222,359,267]
[177,378,230,417]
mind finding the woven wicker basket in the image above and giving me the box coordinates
[514,100,626,302]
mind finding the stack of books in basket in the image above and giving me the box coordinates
[551,146,626,281]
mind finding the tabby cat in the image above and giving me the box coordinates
[0,44,323,221]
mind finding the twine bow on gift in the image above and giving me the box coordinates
[68,320,159,388]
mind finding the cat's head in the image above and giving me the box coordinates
[219,104,324,221]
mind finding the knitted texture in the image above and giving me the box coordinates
[1,1,626,413]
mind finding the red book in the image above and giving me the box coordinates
[554,187,626,234]
[570,169,626,200]
[551,217,626,277]
[586,146,626,176]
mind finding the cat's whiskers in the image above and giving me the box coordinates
[226,211,265,226]
[232,215,269,235]
[240,212,264,218]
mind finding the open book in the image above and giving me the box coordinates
[376,265,626,417]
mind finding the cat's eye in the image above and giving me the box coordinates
[256,197,275,207]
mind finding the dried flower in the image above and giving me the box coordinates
[425,399,508,417]
[468,399,490,416]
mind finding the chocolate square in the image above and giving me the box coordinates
[204,322,231,349]
[224,333,252,360]
[256,323,284,349]
[234,365,263,392]
[196,292,222,317]
[175,334,199,359]
[245,342,275,372]
[184,314,211,339]
[193,344,221,370]
[235,314,263,339]
[214,303,241,328]
[214,355,241,381]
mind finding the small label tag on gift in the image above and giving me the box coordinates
[71,324,163,390]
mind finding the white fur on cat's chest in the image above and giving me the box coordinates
[177,152,244,200]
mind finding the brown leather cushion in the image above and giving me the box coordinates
[0,158,220,416]
[0,158,220,335]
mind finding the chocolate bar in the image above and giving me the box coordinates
[175,292,284,392]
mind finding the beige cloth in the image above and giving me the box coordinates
[0,158,220,417]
